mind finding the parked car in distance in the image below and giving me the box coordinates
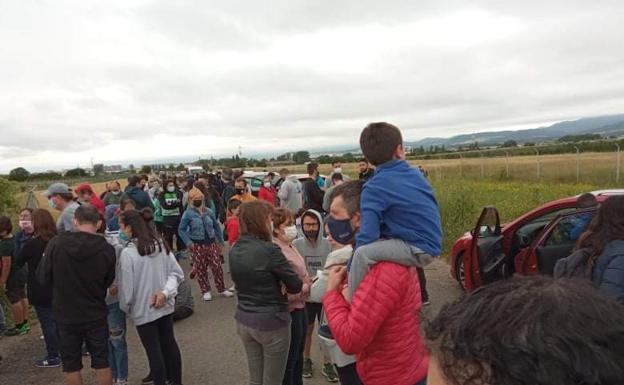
[450,189,624,292]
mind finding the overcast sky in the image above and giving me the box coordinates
[1,0,624,172]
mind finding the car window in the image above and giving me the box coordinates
[544,212,595,247]
[517,207,578,234]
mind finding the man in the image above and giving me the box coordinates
[358,158,374,181]
[325,160,350,190]
[277,168,303,214]
[44,183,80,232]
[121,176,154,211]
[323,181,428,385]
[75,184,106,214]
[323,173,344,213]
[569,193,599,241]
[173,280,194,322]
[292,210,337,381]
[138,175,149,191]
[220,168,236,212]
[102,181,123,206]
[37,204,116,385]
[228,178,257,204]
[302,162,325,213]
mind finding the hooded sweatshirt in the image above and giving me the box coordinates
[37,231,116,324]
[278,175,303,214]
[292,210,331,289]
[121,185,154,211]
[310,245,353,303]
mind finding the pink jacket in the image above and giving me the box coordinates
[274,238,310,311]
[323,262,428,385]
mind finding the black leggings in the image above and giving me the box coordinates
[136,315,182,385]
[163,216,184,252]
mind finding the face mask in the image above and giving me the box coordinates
[192,200,203,208]
[326,215,355,245]
[119,232,130,242]
[263,182,271,189]
[334,167,342,173]
[48,198,57,210]
[167,186,175,193]
[236,188,245,195]
[304,230,319,240]
[111,190,120,195]
[19,220,33,232]
[284,225,298,241]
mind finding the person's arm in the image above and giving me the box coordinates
[0,256,10,288]
[13,240,33,271]
[209,211,224,244]
[598,255,624,304]
[355,183,387,247]
[117,250,134,314]
[323,262,405,354]
[269,244,303,294]
[36,238,56,287]
[162,253,184,299]
[177,213,192,246]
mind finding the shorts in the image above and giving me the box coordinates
[6,278,27,304]
[305,302,323,326]
[57,318,110,373]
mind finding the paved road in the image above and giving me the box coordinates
[0,259,462,385]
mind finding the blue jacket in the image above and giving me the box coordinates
[592,240,624,304]
[122,186,154,211]
[178,207,223,247]
[355,159,442,256]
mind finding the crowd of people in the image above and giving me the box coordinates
[0,122,623,385]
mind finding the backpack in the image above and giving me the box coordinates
[553,248,594,280]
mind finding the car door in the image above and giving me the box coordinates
[465,206,508,291]
[522,209,597,276]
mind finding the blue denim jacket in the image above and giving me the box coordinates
[178,207,223,246]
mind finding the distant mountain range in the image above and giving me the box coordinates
[407,114,624,149]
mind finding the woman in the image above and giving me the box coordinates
[15,208,34,254]
[259,176,278,207]
[230,201,303,385]
[575,195,624,304]
[13,209,59,367]
[117,209,184,385]
[178,187,233,301]
[159,179,185,255]
[272,208,310,385]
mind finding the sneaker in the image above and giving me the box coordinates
[302,358,313,378]
[228,285,236,292]
[4,327,27,337]
[141,374,154,385]
[35,356,61,368]
[115,380,128,385]
[423,300,431,306]
[19,322,31,333]
[219,290,234,298]
[202,292,212,301]
[321,363,339,382]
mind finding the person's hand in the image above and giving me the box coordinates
[327,266,347,292]
[151,292,167,309]
[109,285,118,297]
[341,284,349,299]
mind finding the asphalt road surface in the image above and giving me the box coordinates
[0,258,462,385]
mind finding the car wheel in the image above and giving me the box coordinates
[454,252,466,291]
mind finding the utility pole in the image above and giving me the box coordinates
[574,146,580,183]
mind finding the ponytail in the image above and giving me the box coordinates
[119,209,169,256]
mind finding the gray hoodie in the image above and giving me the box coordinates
[292,210,331,288]
[278,175,303,214]
[118,242,184,326]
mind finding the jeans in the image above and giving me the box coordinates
[335,363,364,385]
[107,303,129,380]
[34,305,60,359]
[237,321,291,385]
[282,308,307,385]
[136,314,182,385]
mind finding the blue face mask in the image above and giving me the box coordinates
[119,232,130,242]
[326,215,355,245]
[48,198,57,210]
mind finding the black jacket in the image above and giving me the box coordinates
[37,231,116,324]
[302,178,325,213]
[14,237,53,307]
[229,235,302,313]
[122,186,154,211]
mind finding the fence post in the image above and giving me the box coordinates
[480,152,485,179]
[616,144,621,184]
[534,149,540,180]
[574,146,580,183]
[505,151,510,179]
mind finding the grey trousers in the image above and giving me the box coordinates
[237,322,292,385]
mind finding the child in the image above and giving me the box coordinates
[224,199,242,246]
[347,122,442,299]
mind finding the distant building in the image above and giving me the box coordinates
[104,165,123,173]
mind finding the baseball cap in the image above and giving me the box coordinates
[43,183,72,198]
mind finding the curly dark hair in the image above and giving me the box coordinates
[426,276,624,385]
[577,195,624,263]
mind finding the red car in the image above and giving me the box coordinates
[450,189,624,292]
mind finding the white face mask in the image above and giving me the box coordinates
[167,186,175,193]
[284,225,298,241]
[263,182,271,188]
[334,167,342,173]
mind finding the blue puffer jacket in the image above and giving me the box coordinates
[178,207,223,247]
[592,240,624,304]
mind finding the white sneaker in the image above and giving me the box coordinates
[220,290,235,298]
[228,285,236,292]
[203,292,213,301]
